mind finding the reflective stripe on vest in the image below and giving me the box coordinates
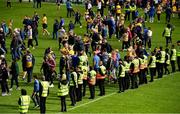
[139,58,144,70]
[165,28,171,37]
[79,55,87,67]
[57,83,69,96]
[88,70,96,85]
[124,61,130,71]
[100,65,106,75]
[159,51,166,63]
[143,55,148,68]
[149,56,156,68]
[41,81,49,97]
[119,64,125,77]
[19,95,30,113]
[132,58,140,73]
[171,49,176,61]
[82,66,88,80]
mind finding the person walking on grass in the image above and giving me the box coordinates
[7,0,11,8]
[170,44,176,73]
[42,14,50,36]
[27,25,35,49]
[32,75,40,108]
[9,59,20,91]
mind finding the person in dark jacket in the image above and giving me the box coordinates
[165,6,172,23]
[53,19,59,40]
[74,10,82,28]
[9,59,19,90]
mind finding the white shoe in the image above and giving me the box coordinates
[80,26,82,28]
[2,93,7,96]
[49,84,54,88]
[16,87,20,90]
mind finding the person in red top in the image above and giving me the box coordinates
[47,54,56,87]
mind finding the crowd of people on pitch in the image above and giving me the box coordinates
[1,0,180,113]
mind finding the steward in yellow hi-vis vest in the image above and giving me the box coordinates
[117,59,126,93]
[123,56,131,89]
[130,56,139,89]
[57,74,68,112]
[39,76,49,114]
[162,24,172,47]
[158,46,165,78]
[148,52,156,82]
[88,66,96,99]
[18,89,30,114]
[76,67,83,102]
[164,48,170,75]
[170,45,176,73]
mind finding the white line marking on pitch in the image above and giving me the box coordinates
[68,92,116,111]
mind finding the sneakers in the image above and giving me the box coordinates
[33,105,39,109]
[80,26,82,28]
[2,93,7,96]
[16,87,20,90]
[9,88,13,91]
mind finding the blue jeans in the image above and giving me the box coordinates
[53,31,58,40]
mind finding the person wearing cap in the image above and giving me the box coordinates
[88,66,96,99]
[97,61,106,96]
[18,89,30,114]
[9,59,19,91]
[57,74,69,112]
[170,44,176,73]
[148,52,156,82]
[39,76,49,114]
[76,67,83,101]
[177,40,180,71]
[117,59,126,93]
[69,68,78,106]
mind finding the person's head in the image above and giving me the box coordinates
[167,24,171,28]
[61,74,67,81]
[151,51,155,56]
[99,61,103,66]
[148,27,151,30]
[43,14,46,17]
[171,44,175,49]
[42,76,46,81]
[160,46,163,51]
[177,40,180,46]
[21,89,27,95]
[55,19,58,23]
[89,66,93,71]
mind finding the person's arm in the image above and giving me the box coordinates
[118,65,122,77]
[18,97,21,105]
[170,50,173,59]
[162,29,165,37]
[165,54,168,62]
[148,57,153,66]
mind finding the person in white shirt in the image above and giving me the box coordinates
[147,27,152,50]
[27,25,35,49]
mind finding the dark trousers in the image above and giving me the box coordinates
[76,84,82,101]
[122,41,129,50]
[69,86,76,105]
[158,63,164,78]
[132,11,136,20]
[37,2,41,8]
[156,62,160,76]
[118,77,125,92]
[164,63,170,75]
[125,72,130,89]
[166,14,171,23]
[144,13,148,21]
[60,96,67,112]
[32,93,40,106]
[7,2,11,7]
[149,68,156,82]
[27,67,33,83]
[67,8,73,17]
[10,74,19,88]
[147,38,151,49]
[40,97,46,114]
[28,39,34,48]
[89,84,95,99]
[165,36,172,47]
[177,57,180,71]
[74,19,82,26]
[83,79,87,96]
[170,60,176,73]
[138,70,144,85]
[157,13,161,21]
[125,12,130,21]
[131,73,138,89]
[33,34,38,46]
[98,79,105,96]
[1,80,9,93]
[48,70,54,85]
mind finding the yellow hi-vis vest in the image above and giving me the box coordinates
[132,58,140,73]
[19,95,30,113]
[81,66,88,80]
[165,27,171,37]
[89,70,96,85]
[70,72,77,86]
[159,51,166,63]
[79,55,87,67]
[119,64,125,77]
[124,61,130,72]
[57,83,69,97]
[143,55,148,68]
[171,49,176,61]
[130,5,136,11]
[166,53,170,65]
[77,73,83,84]
[116,5,121,14]
[139,58,145,70]
[41,81,49,97]
[149,56,156,68]
[177,46,180,57]
[100,65,106,75]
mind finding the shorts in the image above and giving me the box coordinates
[42,24,48,29]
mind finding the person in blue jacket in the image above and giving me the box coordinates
[149,5,156,23]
